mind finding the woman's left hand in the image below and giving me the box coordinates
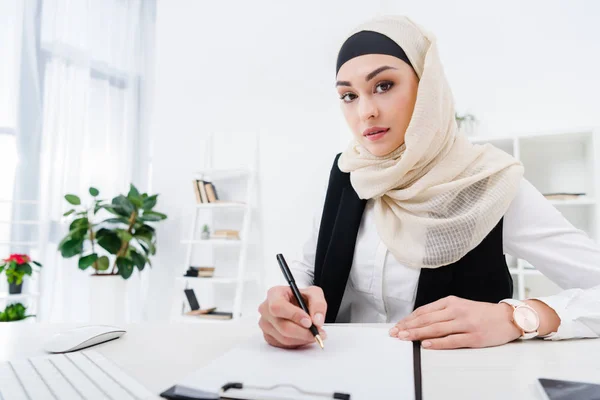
[390,295,522,350]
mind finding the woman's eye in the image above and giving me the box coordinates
[340,93,357,103]
[375,81,394,93]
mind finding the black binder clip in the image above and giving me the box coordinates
[220,382,351,399]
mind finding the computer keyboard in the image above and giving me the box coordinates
[0,350,155,399]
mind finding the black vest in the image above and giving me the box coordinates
[314,154,513,323]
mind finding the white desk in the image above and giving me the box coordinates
[1,320,599,400]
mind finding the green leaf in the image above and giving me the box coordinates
[96,256,110,271]
[32,261,42,267]
[0,303,31,321]
[134,232,152,246]
[134,228,153,241]
[117,257,134,279]
[138,215,159,222]
[104,217,130,225]
[58,234,72,251]
[63,209,75,217]
[20,264,32,275]
[138,242,149,255]
[128,185,143,208]
[89,187,100,196]
[60,237,84,258]
[100,204,129,217]
[130,249,146,271]
[135,224,155,234]
[112,195,135,215]
[147,211,167,219]
[69,217,89,232]
[78,253,98,270]
[116,229,133,243]
[128,184,140,199]
[130,197,143,208]
[65,194,81,205]
[136,238,156,256]
[69,228,88,241]
[93,203,103,215]
[96,229,122,254]
[139,211,167,222]
[142,195,158,211]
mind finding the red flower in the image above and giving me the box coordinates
[3,254,30,265]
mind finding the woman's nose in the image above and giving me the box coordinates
[358,96,379,121]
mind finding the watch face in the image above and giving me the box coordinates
[514,306,540,332]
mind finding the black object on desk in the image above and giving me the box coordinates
[160,382,351,399]
[160,385,219,400]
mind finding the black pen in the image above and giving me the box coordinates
[276,253,324,349]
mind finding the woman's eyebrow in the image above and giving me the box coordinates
[335,65,398,87]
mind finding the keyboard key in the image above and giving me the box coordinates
[0,362,28,400]
[10,359,56,399]
[50,354,107,400]
[1,351,153,400]
[65,352,136,400]
[83,351,155,399]
[29,356,81,400]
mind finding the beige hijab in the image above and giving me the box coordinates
[338,16,524,269]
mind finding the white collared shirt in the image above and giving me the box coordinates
[290,178,600,340]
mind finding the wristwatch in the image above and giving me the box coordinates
[499,299,540,339]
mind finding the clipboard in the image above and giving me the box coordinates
[160,381,351,399]
[163,326,421,400]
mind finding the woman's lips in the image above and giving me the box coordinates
[364,128,389,141]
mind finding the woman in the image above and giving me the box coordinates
[258,15,600,350]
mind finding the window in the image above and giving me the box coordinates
[0,0,23,245]
[0,0,23,130]
[0,135,18,243]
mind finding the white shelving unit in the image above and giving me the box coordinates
[171,134,258,322]
[0,199,41,320]
[469,127,600,299]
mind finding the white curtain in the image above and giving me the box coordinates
[0,0,23,245]
[12,0,156,322]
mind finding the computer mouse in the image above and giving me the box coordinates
[44,325,126,353]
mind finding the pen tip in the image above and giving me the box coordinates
[315,334,324,349]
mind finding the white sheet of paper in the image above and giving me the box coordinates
[177,325,415,400]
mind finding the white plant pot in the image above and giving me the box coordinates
[0,318,33,324]
[89,275,129,325]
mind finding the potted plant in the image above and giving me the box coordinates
[455,112,478,137]
[201,224,210,240]
[57,184,167,323]
[0,254,42,294]
[0,303,35,322]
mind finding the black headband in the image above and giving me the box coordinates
[336,30,414,75]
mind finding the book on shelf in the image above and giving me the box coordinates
[212,229,240,240]
[193,179,208,203]
[185,266,215,278]
[183,288,234,320]
[193,179,222,204]
[192,180,202,203]
[543,192,586,201]
[205,181,219,203]
[199,180,209,203]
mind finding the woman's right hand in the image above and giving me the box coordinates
[258,285,328,349]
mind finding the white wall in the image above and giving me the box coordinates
[146,0,600,320]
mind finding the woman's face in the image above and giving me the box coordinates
[336,54,419,157]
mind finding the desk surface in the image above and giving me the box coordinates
[1,320,599,400]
